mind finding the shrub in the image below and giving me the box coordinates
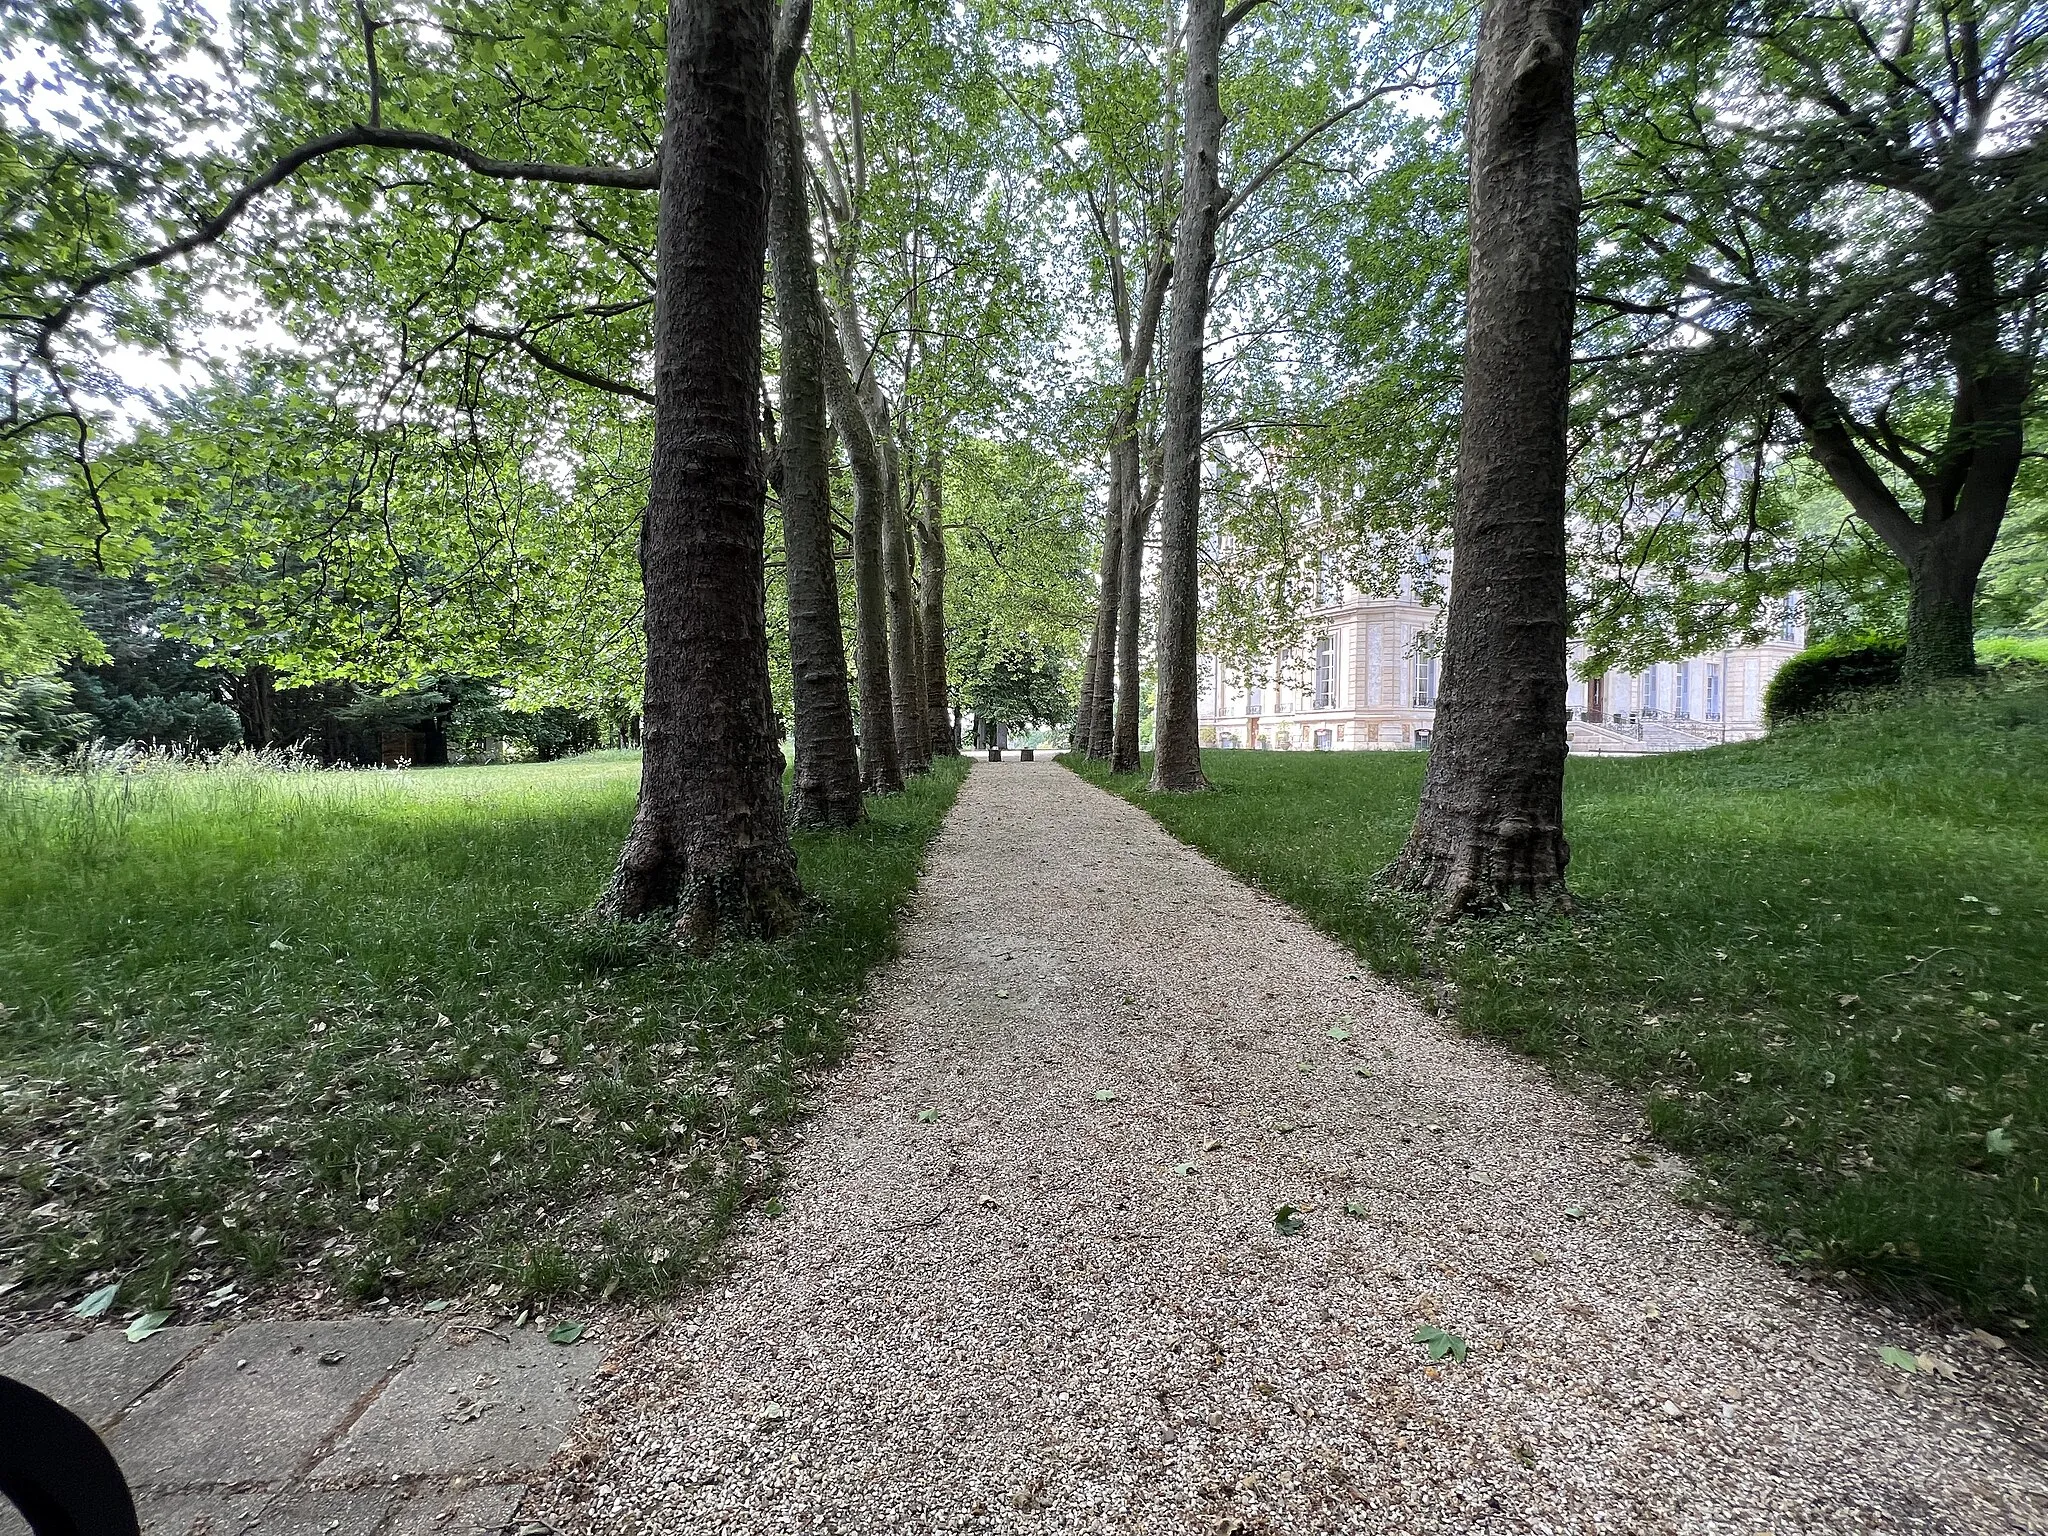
[0,676,93,756]
[1977,634,2048,668]
[1762,634,1905,725]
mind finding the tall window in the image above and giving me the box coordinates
[1248,678,1265,716]
[1313,633,1335,709]
[1705,662,1722,721]
[1640,668,1658,715]
[1411,644,1439,707]
[1675,662,1692,719]
[1780,594,1801,645]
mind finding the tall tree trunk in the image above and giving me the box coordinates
[1901,336,2024,680]
[880,418,932,772]
[768,0,862,829]
[1388,0,1583,913]
[1081,487,1125,757]
[1149,0,1226,793]
[1904,527,1989,681]
[917,443,955,755]
[600,0,802,939]
[230,664,276,749]
[1112,447,1161,774]
[822,327,903,794]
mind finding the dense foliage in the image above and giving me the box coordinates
[1762,635,1909,725]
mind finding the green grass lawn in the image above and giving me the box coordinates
[0,750,965,1320]
[1072,668,2047,1338]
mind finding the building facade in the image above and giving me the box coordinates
[1198,584,1805,755]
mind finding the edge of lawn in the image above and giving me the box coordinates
[1061,692,2046,1347]
[0,752,970,1328]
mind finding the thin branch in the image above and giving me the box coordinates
[465,325,653,404]
[1221,84,1419,224]
[1222,0,1275,36]
[39,125,655,345]
[355,2,386,129]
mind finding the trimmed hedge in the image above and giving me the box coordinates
[1762,634,1905,725]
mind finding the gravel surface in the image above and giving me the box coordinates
[536,758,2048,1535]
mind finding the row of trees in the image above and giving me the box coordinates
[4,0,2044,917]
[1059,0,2045,905]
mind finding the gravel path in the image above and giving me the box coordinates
[537,758,2048,1535]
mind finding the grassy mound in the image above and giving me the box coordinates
[1073,669,2046,1337]
[0,751,966,1319]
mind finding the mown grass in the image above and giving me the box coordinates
[1072,668,2048,1338]
[0,750,966,1320]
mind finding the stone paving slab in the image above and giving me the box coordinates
[323,1325,596,1479]
[0,1324,215,1429]
[0,1312,596,1535]
[137,1488,269,1536]
[111,1318,430,1487]
[379,1482,526,1536]
[248,1484,401,1536]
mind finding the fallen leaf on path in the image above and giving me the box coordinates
[1273,1205,1306,1236]
[548,1321,587,1345]
[125,1312,171,1343]
[1327,1027,1350,1042]
[1411,1324,1467,1363]
[73,1284,118,1319]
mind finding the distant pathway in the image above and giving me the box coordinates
[538,758,2048,1534]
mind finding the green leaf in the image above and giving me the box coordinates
[1273,1204,1305,1235]
[1879,1345,1922,1373]
[547,1320,587,1345]
[1173,1162,1196,1176]
[1986,1127,2017,1156]
[1342,1198,1369,1218]
[916,1107,937,1124]
[73,1283,119,1318]
[1327,1026,1350,1041]
[125,1311,172,1342]
[1411,1324,1468,1363]
[1095,1089,1118,1102]
[421,1299,455,1313]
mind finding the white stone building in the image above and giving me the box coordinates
[1198,580,1806,755]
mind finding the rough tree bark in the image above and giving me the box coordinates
[823,324,903,794]
[917,443,956,754]
[1108,257,1170,775]
[1148,0,1227,793]
[1113,447,1163,774]
[599,0,803,938]
[879,415,932,772]
[1080,488,1125,757]
[767,0,862,829]
[1387,0,1584,913]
